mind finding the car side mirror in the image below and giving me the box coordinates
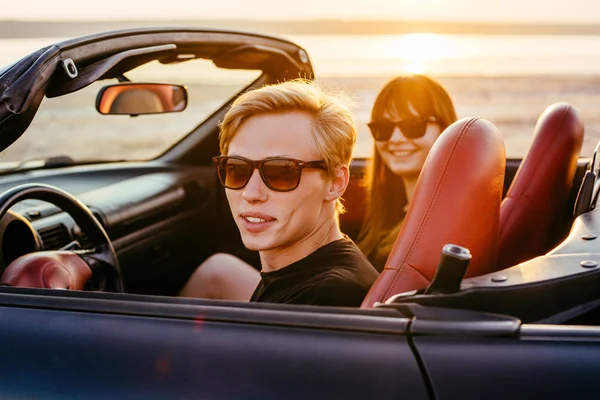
[96,83,188,116]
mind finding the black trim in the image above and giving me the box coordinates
[0,287,409,334]
[378,303,521,337]
[520,324,600,339]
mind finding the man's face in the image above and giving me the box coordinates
[225,111,333,253]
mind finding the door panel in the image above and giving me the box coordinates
[0,303,428,399]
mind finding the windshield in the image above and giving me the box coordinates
[0,46,261,164]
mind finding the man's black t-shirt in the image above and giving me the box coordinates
[250,237,379,307]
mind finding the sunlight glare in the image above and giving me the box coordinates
[406,60,426,74]
[392,33,452,74]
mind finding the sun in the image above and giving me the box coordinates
[406,60,426,74]
[392,33,452,74]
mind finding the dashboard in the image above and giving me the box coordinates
[0,161,219,295]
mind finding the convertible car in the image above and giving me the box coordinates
[0,27,600,399]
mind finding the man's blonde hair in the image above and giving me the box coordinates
[219,79,356,214]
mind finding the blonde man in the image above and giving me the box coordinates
[180,79,378,306]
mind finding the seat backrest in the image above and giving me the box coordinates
[362,117,505,307]
[497,102,584,270]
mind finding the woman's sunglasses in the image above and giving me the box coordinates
[368,117,439,141]
[212,156,328,192]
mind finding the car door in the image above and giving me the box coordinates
[0,288,429,399]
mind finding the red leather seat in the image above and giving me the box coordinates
[497,102,584,270]
[362,117,506,307]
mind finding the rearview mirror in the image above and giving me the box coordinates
[96,83,188,116]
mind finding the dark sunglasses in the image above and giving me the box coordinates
[212,156,328,192]
[368,117,439,141]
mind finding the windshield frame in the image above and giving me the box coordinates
[0,27,314,164]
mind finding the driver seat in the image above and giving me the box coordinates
[362,117,506,307]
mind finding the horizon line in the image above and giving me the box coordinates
[3,19,600,38]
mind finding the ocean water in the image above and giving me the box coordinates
[286,33,600,77]
[1,34,600,160]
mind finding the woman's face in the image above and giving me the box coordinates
[373,104,441,178]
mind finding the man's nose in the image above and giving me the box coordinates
[242,169,268,203]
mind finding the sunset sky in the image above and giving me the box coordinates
[5,0,600,23]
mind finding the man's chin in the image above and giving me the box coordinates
[241,235,273,252]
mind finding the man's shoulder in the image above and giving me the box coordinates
[313,267,369,285]
[305,264,376,295]
[308,237,379,283]
[255,237,380,307]
[310,237,376,269]
[289,269,372,307]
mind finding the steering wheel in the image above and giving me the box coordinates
[0,183,123,292]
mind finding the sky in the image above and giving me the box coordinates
[4,0,600,23]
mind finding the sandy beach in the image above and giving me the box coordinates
[2,74,600,162]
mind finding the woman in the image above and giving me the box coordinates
[356,75,458,271]
[180,74,457,298]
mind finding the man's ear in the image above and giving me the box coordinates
[324,164,350,201]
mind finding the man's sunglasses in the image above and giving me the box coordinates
[367,117,439,141]
[212,156,328,192]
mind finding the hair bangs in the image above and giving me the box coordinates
[372,77,440,121]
